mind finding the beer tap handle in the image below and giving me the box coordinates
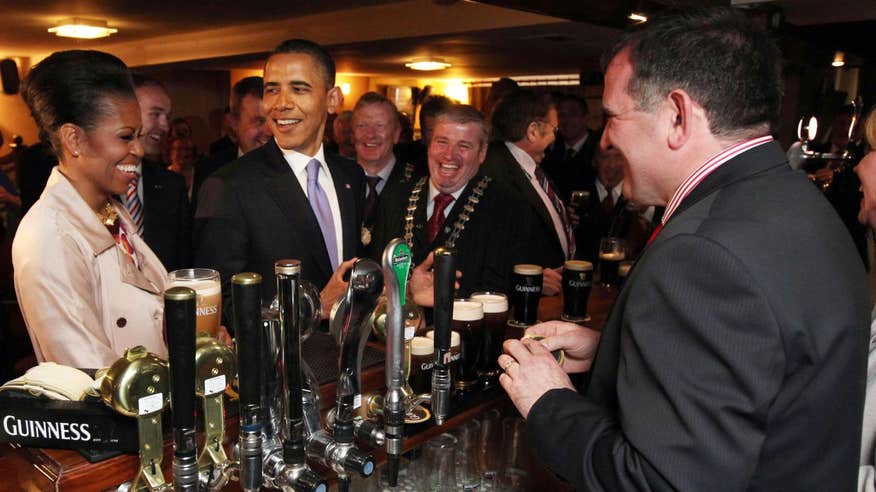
[431,247,456,426]
[164,287,199,491]
[232,273,263,492]
[381,239,413,487]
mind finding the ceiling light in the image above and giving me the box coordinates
[832,51,845,68]
[628,12,648,23]
[48,18,118,40]
[405,58,451,71]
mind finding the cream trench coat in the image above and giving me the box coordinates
[12,168,169,369]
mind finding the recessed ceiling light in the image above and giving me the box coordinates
[832,51,845,68]
[405,58,451,71]
[48,18,118,40]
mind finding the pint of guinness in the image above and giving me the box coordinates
[452,300,484,391]
[408,336,434,395]
[561,260,593,322]
[598,237,627,287]
[470,292,509,383]
[509,264,543,329]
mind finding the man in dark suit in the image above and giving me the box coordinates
[482,90,572,296]
[192,76,271,211]
[351,92,426,253]
[132,76,192,271]
[195,39,364,318]
[370,104,531,297]
[541,94,598,204]
[498,8,870,491]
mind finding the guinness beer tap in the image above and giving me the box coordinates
[381,239,413,486]
[431,247,456,426]
[274,260,326,492]
[165,287,199,492]
[233,273,264,492]
[195,333,236,490]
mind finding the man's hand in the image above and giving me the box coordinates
[216,325,234,347]
[498,337,576,418]
[320,258,357,319]
[525,320,601,373]
[409,252,461,307]
[542,267,562,296]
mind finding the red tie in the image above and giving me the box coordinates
[427,193,454,243]
[647,222,663,246]
[602,189,615,216]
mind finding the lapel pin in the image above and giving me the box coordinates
[345,183,351,189]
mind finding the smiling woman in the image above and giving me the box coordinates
[12,50,170,369]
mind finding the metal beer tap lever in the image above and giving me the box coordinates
[269,259,327,492]
[431,247,457,426]
[382,239,414,487]
[164,287,200,492]
[232,273,265,492]
[99,346,171,491]
[309,258,382,492]
[195,333,237,490]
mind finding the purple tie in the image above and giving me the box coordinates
[306,159,339,271]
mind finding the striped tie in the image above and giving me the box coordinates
[534,166,576,259]
[125,174,144,236]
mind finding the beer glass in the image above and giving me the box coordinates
[618,260,634,290]
[426,330,461,389]
[598,238,627,287]
[167,268,221,337]
[408,336,434,395]
[508,264,543,329]
[452,299,484,391]
[570,190,590,210]
[470,292,509,384]
[561,260,593,322]
[417,433,458,492]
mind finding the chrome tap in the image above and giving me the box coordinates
[381,239,414,486]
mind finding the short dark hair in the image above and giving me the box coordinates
[435,104,489,149]
[270,38,336,88]
[490,90,553,142]
[603,7,782,138]
[419,95,453,130]
[231,76,263,118]
[22,50,136,157]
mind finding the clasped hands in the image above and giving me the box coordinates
[498,320,601,418]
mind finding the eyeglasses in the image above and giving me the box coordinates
[536,119,559,135]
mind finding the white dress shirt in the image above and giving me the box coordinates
[365,157,396,198]
[506,142,569,257]
[279,143,344,267]
[427,179,467,219]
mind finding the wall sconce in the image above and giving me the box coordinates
[340,83,351,95]
[405,58,451,71]
[48,18,118,39]
[628,12,648,23]
[832,51,845,68]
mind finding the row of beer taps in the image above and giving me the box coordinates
[103,239,459,491]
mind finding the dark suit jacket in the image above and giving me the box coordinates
[369,170,532,297]
[481,141,565,269]
[527,142,870,491]
[141,158,192,272]
[541,131,599,204]
[575,183,650,262]
[194,140,364,317]
[191,145,237,213]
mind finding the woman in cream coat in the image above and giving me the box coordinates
[13,50,168,368]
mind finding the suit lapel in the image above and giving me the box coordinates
[140,160,163,235]
[501,146,562,249]
[261,141,334,281]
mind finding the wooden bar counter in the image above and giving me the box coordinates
[0,282,619,491]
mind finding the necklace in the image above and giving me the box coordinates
[402,175,491,249]
[96,202,119,230]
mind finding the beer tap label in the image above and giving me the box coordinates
[390,243,412,306]
[204,375,226,396]
[138,393,164,415]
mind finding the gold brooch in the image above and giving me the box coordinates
[96,202,119,228]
